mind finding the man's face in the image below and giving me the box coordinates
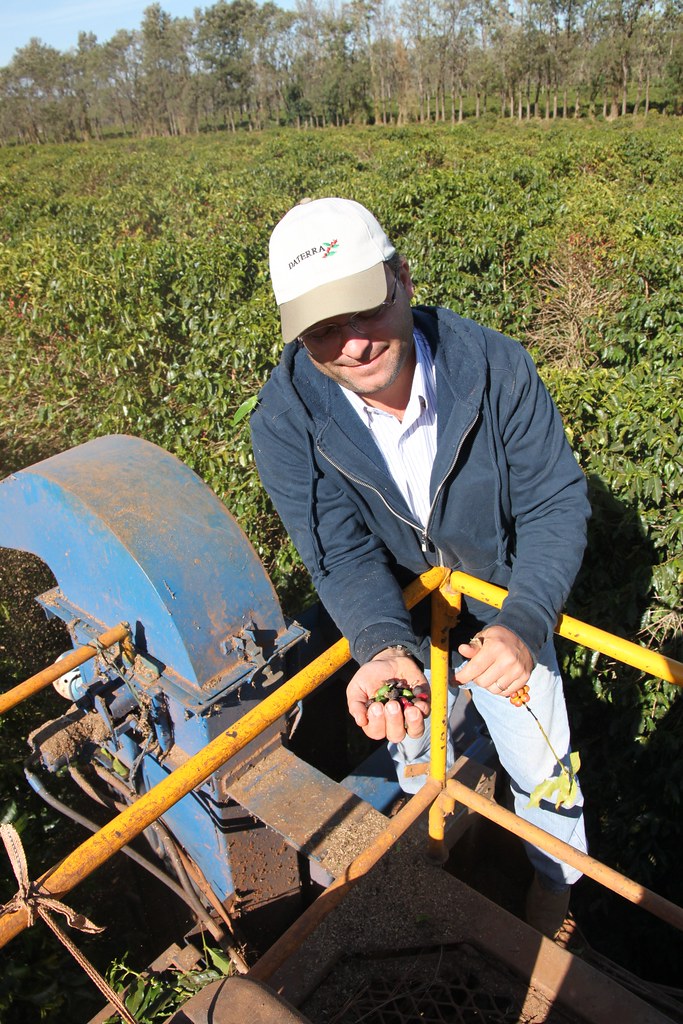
[299,261,416,401]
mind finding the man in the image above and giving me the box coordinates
[250,197,590,939]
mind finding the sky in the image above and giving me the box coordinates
[1,0,245,69]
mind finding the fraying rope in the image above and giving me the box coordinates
[0,823,138,1024]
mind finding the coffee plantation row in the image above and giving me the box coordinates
[0,119,681,1007]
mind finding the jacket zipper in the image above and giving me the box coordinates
[316,445,419,533]
[316,408,478,564]
[423,410,479,563]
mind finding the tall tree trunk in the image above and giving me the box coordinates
[633,67,642,116]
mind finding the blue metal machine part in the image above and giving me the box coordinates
[0,435,308,904]
[0,434,304,704]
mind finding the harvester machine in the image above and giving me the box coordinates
[0,435,681,1024]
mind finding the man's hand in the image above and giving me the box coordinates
[347,650,430,742]
[455,625,533,697]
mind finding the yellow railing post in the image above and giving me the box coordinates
[427,578,462,862]
[445,777,683,933]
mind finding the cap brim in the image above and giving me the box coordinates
[279,263,389,343]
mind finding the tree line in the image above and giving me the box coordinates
[1,0,681,144]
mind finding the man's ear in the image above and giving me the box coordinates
[399,257,415,300]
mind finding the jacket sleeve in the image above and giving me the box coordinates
[250,388,423,666]
[490,339,590,656]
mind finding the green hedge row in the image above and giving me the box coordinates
[1,119,681,984]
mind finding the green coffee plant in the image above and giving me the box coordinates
[104,944,233,1024]
[0,119,681,989]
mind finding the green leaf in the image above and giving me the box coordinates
[206,947,233,976]
[527,752,581,810]
[231,395,259,426]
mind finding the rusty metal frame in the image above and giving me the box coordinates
[1,566,682,954]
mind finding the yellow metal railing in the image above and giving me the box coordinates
[251,570,683,984]
[1,567,682,953]
[449,571,683,687]
[426,573,683,882]
[0,622,131,717]
[425,573,683,934]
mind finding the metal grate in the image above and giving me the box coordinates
[333,974,523,1023]
[304,944,578,1024]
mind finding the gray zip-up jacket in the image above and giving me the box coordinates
[251,306,590,668]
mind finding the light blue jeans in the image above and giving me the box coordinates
[388,639,587,891]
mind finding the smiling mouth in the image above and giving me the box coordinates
[337,347,387,368]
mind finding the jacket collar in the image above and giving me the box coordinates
[413,306,487,421]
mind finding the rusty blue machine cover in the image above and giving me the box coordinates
[0,434,312,905]
[0,434,306,712]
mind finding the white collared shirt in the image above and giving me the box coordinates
[341,328,437,526]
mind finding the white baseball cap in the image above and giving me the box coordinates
[269,197,396,342]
